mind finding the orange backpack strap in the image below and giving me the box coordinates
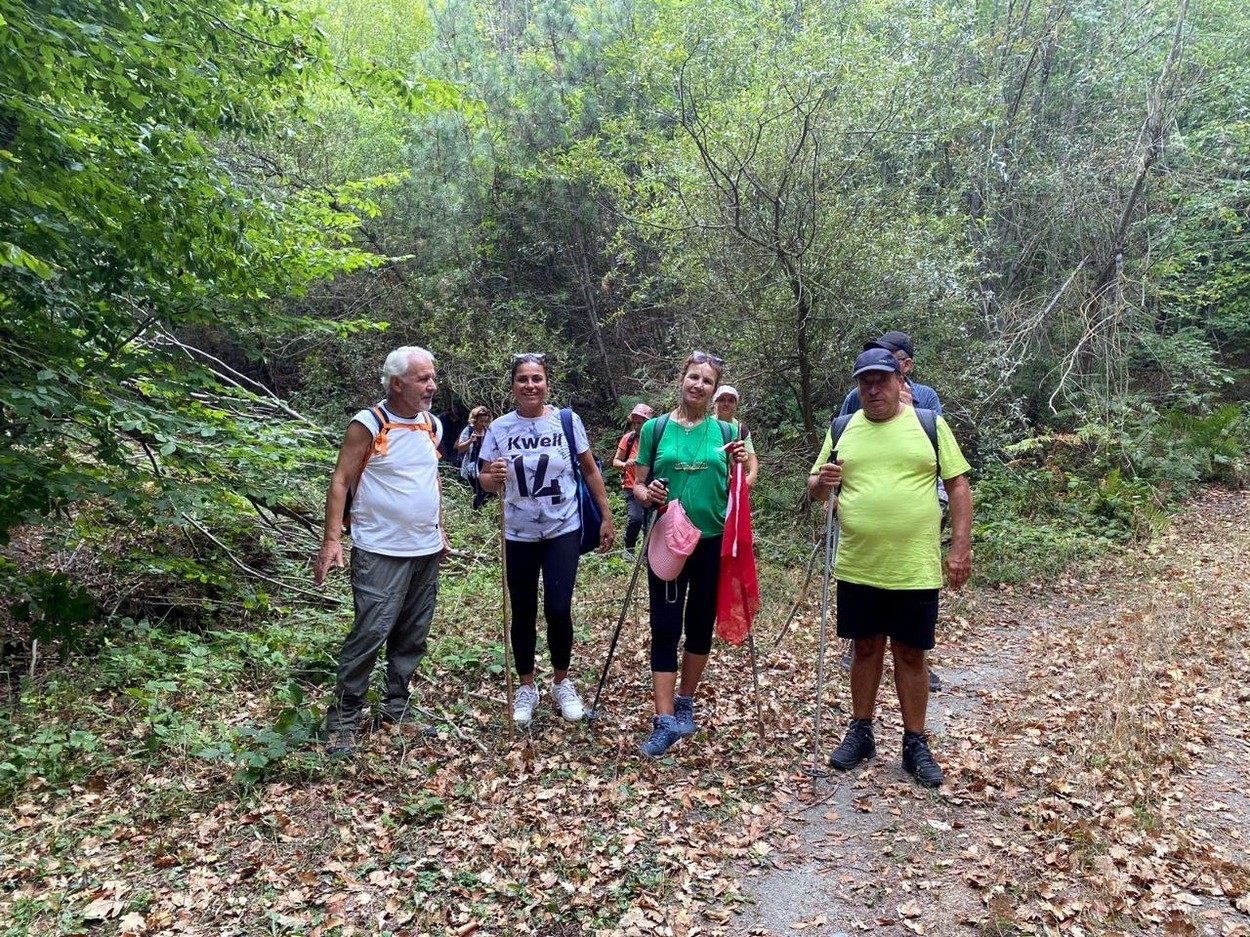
[415,412,441,457]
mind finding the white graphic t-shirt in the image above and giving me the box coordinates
[479,407,590,542]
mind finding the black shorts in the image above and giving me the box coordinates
[836,580,939,651]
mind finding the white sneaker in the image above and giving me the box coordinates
[551,679,585,721]
[513,683,539,725]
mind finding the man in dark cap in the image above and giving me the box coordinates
[837,331,947,691]
[838,331,941,415]
[807,348,973,788]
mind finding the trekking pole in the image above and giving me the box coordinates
[499,499,515,742]
[771,539,822,650]
[746,629,765,736]
[586,508,657,721]
[806,486,838,778]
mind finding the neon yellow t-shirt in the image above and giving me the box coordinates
[809,408,970,590]
[637,416,737,538]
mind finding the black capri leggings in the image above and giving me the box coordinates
[505,529,580,676]
[647,535,722,672]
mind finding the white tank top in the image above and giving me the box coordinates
[349,404,443,557]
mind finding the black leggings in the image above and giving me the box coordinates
[647,535,722,672]
[505,530,580,676]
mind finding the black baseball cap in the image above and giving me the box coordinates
[863,331,914,358]
[851,347,903,378]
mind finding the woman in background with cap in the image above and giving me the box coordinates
[631,352,748,758]
[713,385,759,489]
[612,403,655,556]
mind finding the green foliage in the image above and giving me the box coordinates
[197,680,321,785]
[0,0,451,551]
[0,558,97,650]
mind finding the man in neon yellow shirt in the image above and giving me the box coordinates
[807,347,973,787]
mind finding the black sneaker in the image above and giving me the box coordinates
[902,732,943,788]
[828,718,876,770]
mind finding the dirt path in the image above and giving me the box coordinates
[725,488,1250,937]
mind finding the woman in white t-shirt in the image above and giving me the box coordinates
[479,354,615,725]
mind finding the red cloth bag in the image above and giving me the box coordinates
[716,464,760,646]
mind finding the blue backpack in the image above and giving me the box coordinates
[559,409,604,555]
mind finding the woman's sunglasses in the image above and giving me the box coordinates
[689,350,725,368]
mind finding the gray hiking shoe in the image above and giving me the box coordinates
[828,718,876,770]
[325,727,358,758]
[513,683,540,725]
[928,669,942,692]
[372,709,438,736]
[639,715,684,758]
[672,695,697,737]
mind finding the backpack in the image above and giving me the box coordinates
[342,406,439,531]
[618,429,639,468]
[559,408,604,555]
[829,408,940,479]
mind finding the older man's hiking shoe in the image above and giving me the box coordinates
[325,727,358,758]
[640,715,684,758]
[672,694,697,737]
[372,709,438,736]
[828,718,876,770]
[902,731,943,788]
[929,669,942,692]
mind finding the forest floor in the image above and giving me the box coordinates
[2,489,1248,936]
[724,487,1250,937]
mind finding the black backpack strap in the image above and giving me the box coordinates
[717,419,733,446]
[367,405,387,434]
[828,413,854,455]
[645,413,671,475]
[914,408,941,478]
[737,420,750,441]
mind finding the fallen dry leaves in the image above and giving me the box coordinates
[2,490,1249,936]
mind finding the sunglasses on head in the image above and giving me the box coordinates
[689,351,725,368]
[512,352,547,363]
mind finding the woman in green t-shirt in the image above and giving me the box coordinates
[631,352,748,757]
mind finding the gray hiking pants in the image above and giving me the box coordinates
[325,547,440,731]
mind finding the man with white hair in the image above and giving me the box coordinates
[314,346,447,756]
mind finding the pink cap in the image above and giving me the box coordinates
[629,403,655,420]
[648,501,701,581]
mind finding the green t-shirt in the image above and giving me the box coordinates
[637,416,738,538]
[809,408,971,590]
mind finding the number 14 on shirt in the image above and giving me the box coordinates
[511,454,565,503]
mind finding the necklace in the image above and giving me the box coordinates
[672,406,706,430]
